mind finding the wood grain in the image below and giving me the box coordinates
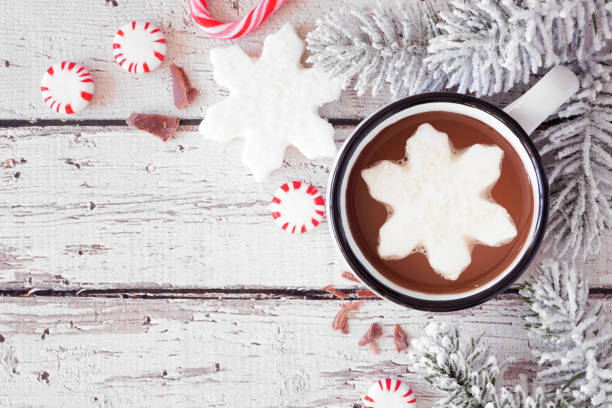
[0,125,609,290]
[0,0,609,407]
[1,295,608,407]
[0,0,532,121]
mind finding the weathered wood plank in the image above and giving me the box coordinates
[0,125,609,290]
[0,0,531,121]
[0,295,608,407]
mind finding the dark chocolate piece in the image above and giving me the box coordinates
[331,302,361,334]
[126,113,180,142]
[170,64,198,110]
[394,324,409,353]
[358,322,383,347]
[322,285,347,300]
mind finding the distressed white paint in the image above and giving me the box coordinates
[0,0,530,121]
[2,295,608,407]
[0,126,609,289]
[0,1,609,407]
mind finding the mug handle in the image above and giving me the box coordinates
[503,66,579,135]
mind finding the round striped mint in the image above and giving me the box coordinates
[270,181,325,234]
[40,61,94,114]
[364,379,417,408]
[113,21,166,74]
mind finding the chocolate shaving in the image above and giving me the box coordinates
[394,324,409,353]
[358,322,383,346]
[331,302,361,334]
[126,113,180,142]
[170,64,198,109]
[342,271,360,283]
[359,323,383,354]
[322,285,347,300]
[356,289,377,298]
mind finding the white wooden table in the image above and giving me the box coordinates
[0,1,609,406]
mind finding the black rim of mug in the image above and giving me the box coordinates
[328,93,549,312]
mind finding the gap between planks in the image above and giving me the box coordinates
[0,114,572,129]
[0,118,363,128]
[0,287,610,300]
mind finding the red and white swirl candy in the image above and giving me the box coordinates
[190,0,287,39]
[364,379,417,408]
[113,21,166,74]
[270,181,325,234]
[40,61,94,114]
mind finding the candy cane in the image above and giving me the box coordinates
[190,0,287,39]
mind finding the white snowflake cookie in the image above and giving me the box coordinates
[362,123,518,280]
[199,24,343,181]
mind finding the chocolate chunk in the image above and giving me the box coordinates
[394,324,409,353]
[356,289,377,298]
[342,271,360,283]
[331,302,361,334]
[126,113,180,142]
[170,64,198,110]
[358,322,382,347]
[322,285,347,300]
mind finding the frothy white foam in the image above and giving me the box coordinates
[361,123,518,280]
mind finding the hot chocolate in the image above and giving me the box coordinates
[346,111,535,294]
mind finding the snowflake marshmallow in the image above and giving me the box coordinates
[199,24,342,181]
[361,123,518,280]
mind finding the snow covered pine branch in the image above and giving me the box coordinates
[407,260,610,407]
[407,323,567,408]
[535,55,612,260]
[307,0,611,98]
[520,260,612,406]
[306,1,442,98]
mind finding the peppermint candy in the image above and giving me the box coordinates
[40,61,94,114]
[270,181,324,234]
[190,0,287,39]
[113,21,166,74]
[364,379,417,408]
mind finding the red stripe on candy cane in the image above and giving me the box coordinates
[190,0,287,39]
